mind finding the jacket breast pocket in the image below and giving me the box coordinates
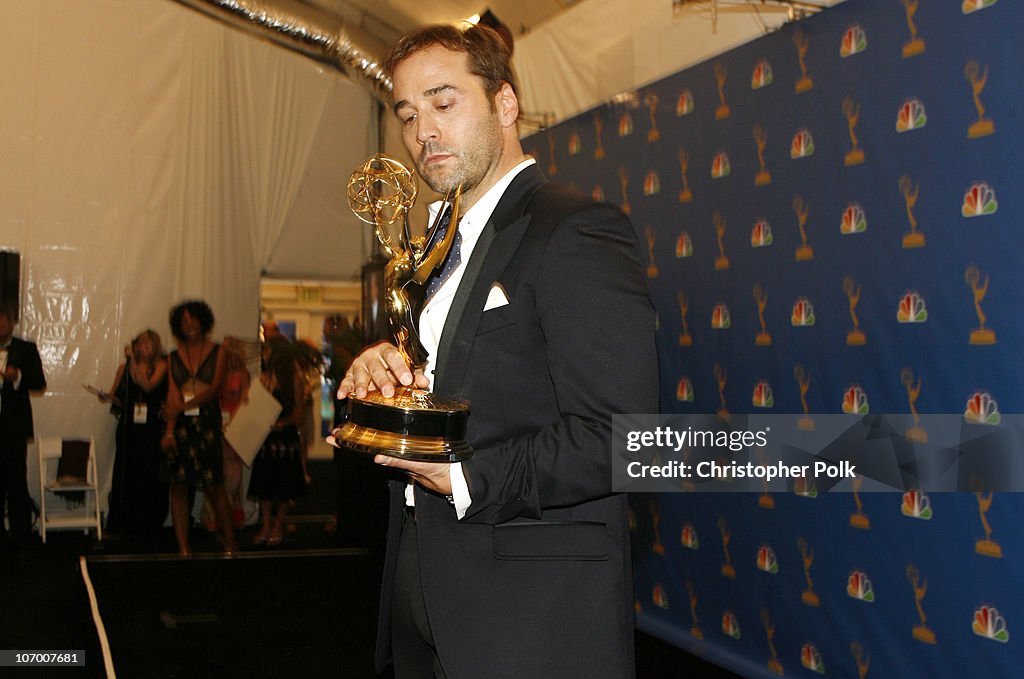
[492,521,609,561]
[475,304,518,336]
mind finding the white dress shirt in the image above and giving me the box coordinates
[406,158,537,518]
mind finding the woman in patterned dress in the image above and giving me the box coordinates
[162,300,237,557]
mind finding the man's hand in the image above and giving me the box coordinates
[337,341,429,399]
[3,366,19,382]
[375,455,453,496]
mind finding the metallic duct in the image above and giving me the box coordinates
[170,0,392,102]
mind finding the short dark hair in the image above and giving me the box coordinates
[384,23,518,101]
[0,304,14,323]
[169,300,215,341]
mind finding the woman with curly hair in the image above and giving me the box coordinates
[162,300,237,556]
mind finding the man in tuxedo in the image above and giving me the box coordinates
[339,24,657,679]
[0,305,47,548]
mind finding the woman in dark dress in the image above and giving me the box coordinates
[248,337,307,546]
[162,300,237,557]
[103,329,169,537]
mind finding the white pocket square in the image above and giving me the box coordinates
[483,283,509,311]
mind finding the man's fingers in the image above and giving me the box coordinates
[382,346,414,386]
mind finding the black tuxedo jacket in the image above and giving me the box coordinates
[0,336,47,440]
[376,165,658,679]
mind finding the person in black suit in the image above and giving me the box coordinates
[338,24,658,679]
[0,305,47,548]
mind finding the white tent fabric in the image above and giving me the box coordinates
[0,0,373,517]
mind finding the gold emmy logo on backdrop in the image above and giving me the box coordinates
[756,448,775,508]
[714,62,731,119]
[650,501,665,555]
[719,517,736,579]
[620,166,632,215]
[645,225,658,278]
[901,368,928,443]
[973,480,1003,558]
[677,147,693,203]
[546,133,558,176]
[677,291,693,347]
[965,266,996,344]
[715,363,730,421]
[906,564,937,643]
[965,61,995,138]
[753,283,772,346]
[793,28,814,93]
[849,475,870,529]
[794,364,815,431]
[713,211,730,270]
[899,175,925,248]
[686,582,704,640]
[844,276,867,345]
[753,124,772,186]
[900,0,926,58]
[850,642,870,679]
[843,98,866,165]
[798,537,820,606]
[761,610,784,675]
[646,92,661,142]
[593,113,606,160]
[793,196,814,261]
[330,154,471,462]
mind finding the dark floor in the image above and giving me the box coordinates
[0,459,739,678]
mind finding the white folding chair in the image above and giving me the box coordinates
[37,437,103,544]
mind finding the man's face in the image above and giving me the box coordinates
[0,313,12,342]
[392,45,502,199]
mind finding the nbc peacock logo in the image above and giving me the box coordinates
[568,131,581,156]
[643,170,661,196]
[712,303,732,329]
[847,570,875,602]
[791,297,815,327]
[677,376,695,403]
[681,522,700,549]
[721,611,742,639]
[750,219,773,247]
[753,381,775,408]
[653,583,670,610]
[843,385,869,415]
[591,185,605,202]
[840,24,867,57]
[751,59,773,89]
[964,390,1001,425]
[961,181,998,217]
[790,129,815,158]
[896,98,928,132]
[756,545,779,573]
[840,203,867,234]
[962,0,998,14]
[902,490,933,520]
[711,151,731,178]
[897,291,928,323]
[973,605,1009,642]
[676,232,694,258]
[618,112,633,137]
[677,89,695,116]
[800,643,825,674]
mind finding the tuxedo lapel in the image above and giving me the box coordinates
[433,166,546,398]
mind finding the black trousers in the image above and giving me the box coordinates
[0,436,32,540]
[392,508,448,679]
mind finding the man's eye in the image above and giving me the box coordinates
[402,114,417,125]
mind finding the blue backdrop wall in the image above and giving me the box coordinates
[524,1,1020,676]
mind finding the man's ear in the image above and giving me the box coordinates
[496,82,519,127]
